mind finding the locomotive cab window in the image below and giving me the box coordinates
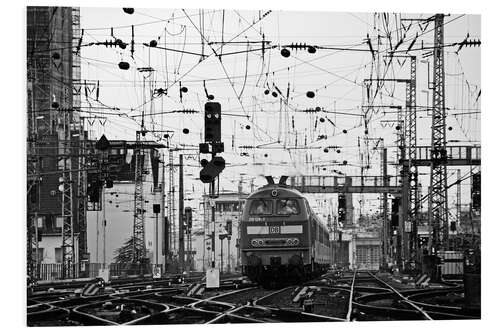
[276,199,300,215]
[249,199,272,215]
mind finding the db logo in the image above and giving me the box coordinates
[269,226,281,234]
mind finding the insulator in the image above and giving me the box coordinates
[149,40,158,47]
[281,48,291,58]
[272,91,278,98]
[245,125,251,130]
[118,61,130,70]
[306,91,315,98]
[180,86,188,93]
[183,128,189,134]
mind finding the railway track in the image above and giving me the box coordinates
[27,271,479,325]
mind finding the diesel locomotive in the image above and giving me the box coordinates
[240,176,332,285]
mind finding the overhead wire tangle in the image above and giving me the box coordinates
[180,8,275,142]
[82,9,223,31]
[123,9,274,116]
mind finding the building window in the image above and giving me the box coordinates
[33,248,44,263]
[55,248,62,263]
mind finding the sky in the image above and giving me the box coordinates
[78,8,481,223]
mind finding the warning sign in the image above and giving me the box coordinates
[153,266,162,279]
[206,268,220,288]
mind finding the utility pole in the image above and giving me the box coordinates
[161,156,167,267]
[102,187,106,266]
[211,183,216,269]
[428,14,449,253]
[133,131,146,262]
[60,109,75,279]
[381,146,389,267]
[455,169,461,247]
[178,154,185,273]
[220,234,224,274]
[168,149,175,255]
[227,235,231,273]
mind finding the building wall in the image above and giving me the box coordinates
[86,179,165,267]
[194,193,246,273]
[27,7,83,270]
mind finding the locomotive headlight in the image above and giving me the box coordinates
[286,238,299,246]
[251,239,259,247]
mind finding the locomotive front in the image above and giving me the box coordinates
[240,183,312,284]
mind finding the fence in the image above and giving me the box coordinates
[35,263,164,281]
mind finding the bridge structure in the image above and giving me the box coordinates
[399,145,481,167]
[288,143,481,271]
[289,175,401,194]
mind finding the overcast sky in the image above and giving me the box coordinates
[79,8,480,216]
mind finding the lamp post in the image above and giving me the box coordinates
[219,234,226,274]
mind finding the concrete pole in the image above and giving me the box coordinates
[178,154,184,273]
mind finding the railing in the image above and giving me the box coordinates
[289,175,401,188]
[35,263,163,281]
[412,145,481,162]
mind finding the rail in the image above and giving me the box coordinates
[367,272,433,320]
[346,270,356,321]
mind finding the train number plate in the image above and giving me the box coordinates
[269,226,281,234]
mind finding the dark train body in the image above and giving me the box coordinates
[240,177,331,285]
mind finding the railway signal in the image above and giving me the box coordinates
[204,102,222,142]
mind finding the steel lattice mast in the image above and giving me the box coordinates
[404,56,419,258]
[133,130,146,261]
[428,14,449,252]
[61,109,75,279]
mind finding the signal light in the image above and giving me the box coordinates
[199,143,210,154]
[338,194,346,223]
[199,156,225,183]
[450,221,457,232]
[204,102,222,142]
[185,207,192,229]
[212,142,224,153]
[391,197,400,227]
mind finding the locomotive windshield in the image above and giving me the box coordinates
[249,199,272,215]
[276,199,300,215]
